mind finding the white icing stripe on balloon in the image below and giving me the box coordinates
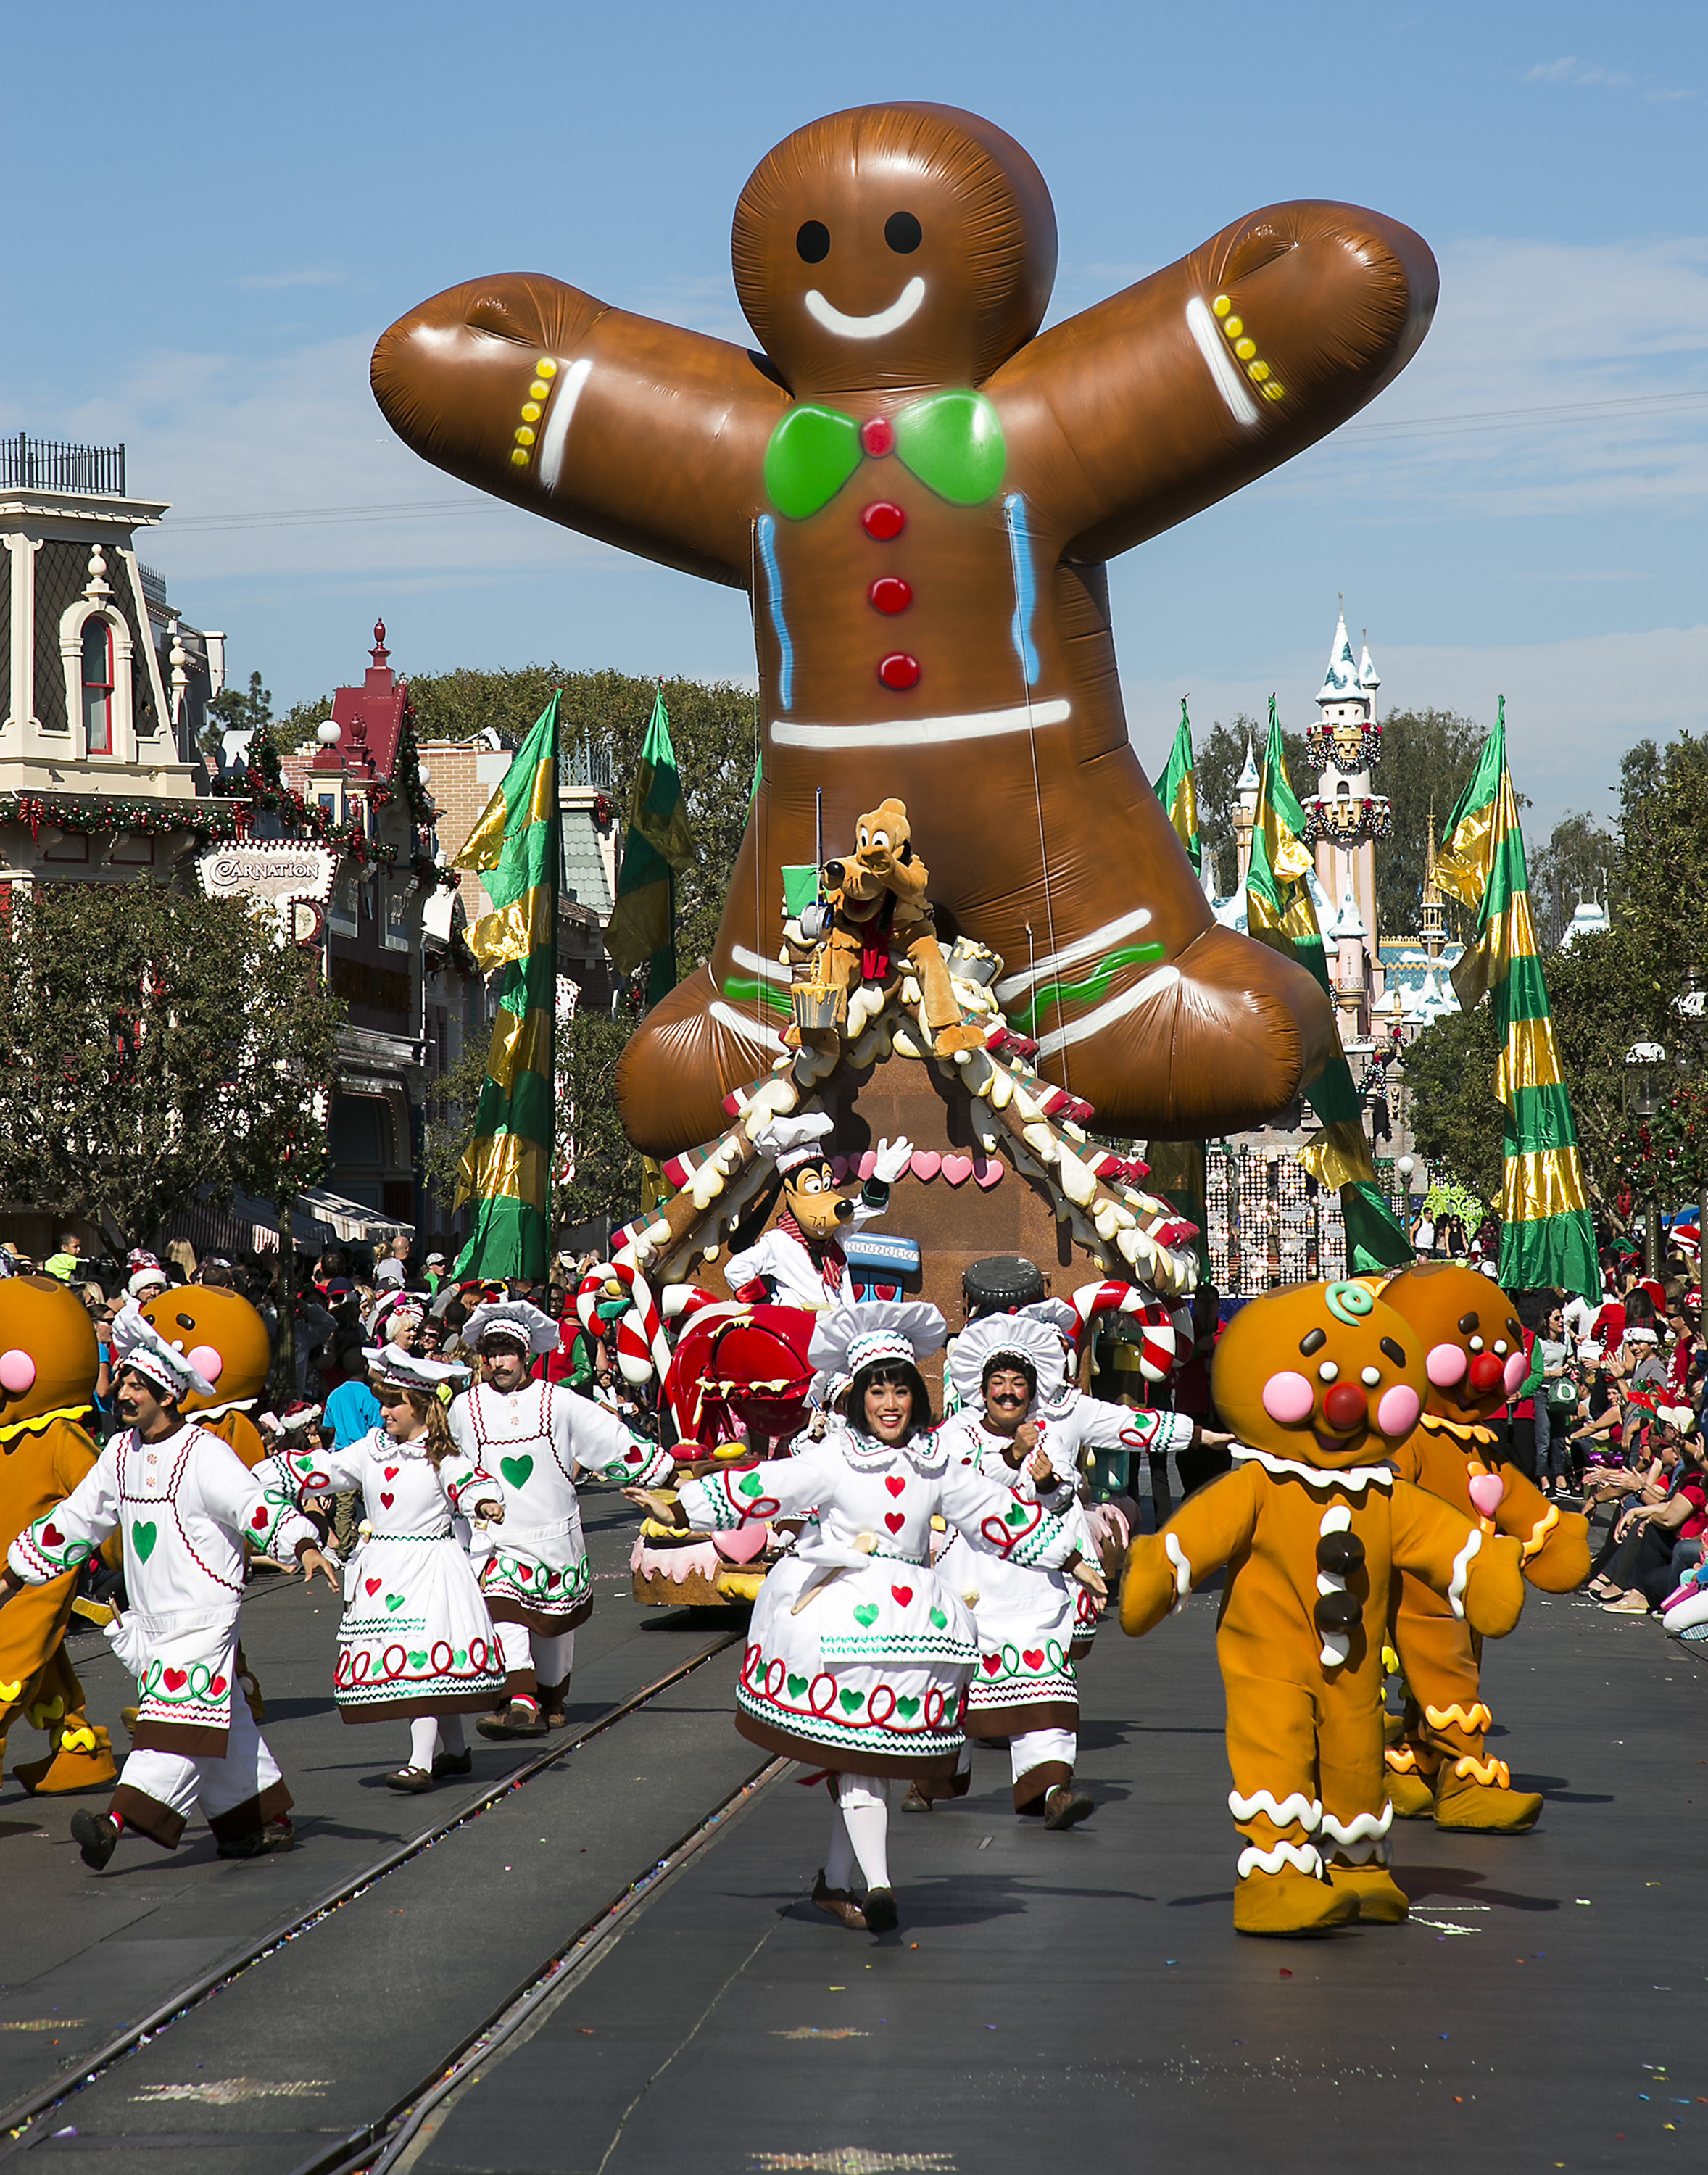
[770,697,1070,752]
[1236,1840,1322,1879]
[1164,1530,1192,1611]
[1319,1803,1393,1844]
[994,906,1155,1004]
[729,945,792,985]
[1448,1528,1482,1620]
[1185,296,1261,426]
[1034,966,1181,1061]
[1232,1446,1394,1494]
[804,277,926,339]
[708,1000,788,1054]
[537,357,592,493]
[1228,1789,1322,1832]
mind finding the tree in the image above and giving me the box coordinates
[0,883,343,1256]
[204,668,272,759]
[1529,810,1618,952]
[1369,708,1485,941]
[421,1039,492,1216]
[1396,1003,1505,1204]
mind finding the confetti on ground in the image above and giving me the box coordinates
[131,2079,329,2105]
[774,2028,869,2040]
[0,2021,82,2031]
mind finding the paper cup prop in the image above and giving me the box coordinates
[375,103,1435,1156]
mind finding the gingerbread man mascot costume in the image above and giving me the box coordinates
[373,103,1437,1154]
[140,1286,273,1469]
[1120,1281,1525,1937]
[0,1277,117,1793]
[1379,1263,1591,1832]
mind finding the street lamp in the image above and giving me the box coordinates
[1624,1040,1667,1277]
[1398,1153,1416,1228]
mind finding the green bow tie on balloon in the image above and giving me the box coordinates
[764,389,1006,519]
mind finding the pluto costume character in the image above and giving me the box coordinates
[374,103,1437,1153]
[0,1278,117,1793]
[1380,1263,1591,1832]
[1121,1282,1525,1936]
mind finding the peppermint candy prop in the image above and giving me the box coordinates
[1068,1282,1186,1383]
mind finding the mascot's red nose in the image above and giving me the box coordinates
[1322,1382,1368,1433]
[1468,1352,1506,1395]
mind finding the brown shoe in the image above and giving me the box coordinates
[1042,1785,1094,1830]
[811,1870,868,1930]
[902,1782,933,1813]
[862,1886,900,1933]
[478,1701,549,1739]
[384,1766,436,1794]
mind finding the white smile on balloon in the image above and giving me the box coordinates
[803,277,926,340]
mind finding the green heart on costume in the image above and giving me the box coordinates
[455,1649,468,1666]
[839,1689,864,1715]
[737,1472,764,1499]
[854,1604,879,1628]
[895,1695,920,1720]
[787,1673,809,1699]
[929,1607,948,1628]
[132,1521,157,1563]
[386,1594,405,1612]
[764,405,861,520]
[1005,1504,1028,1528]
[892,389,1006,505]
[408,1652,428,1670]
[499,1455,534,1489]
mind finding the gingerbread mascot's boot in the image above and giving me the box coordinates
[1380,1263,1590,1836]
[373,102,1438,1156]
[1121,1280,1526,1937]
[0,1277,117,1795]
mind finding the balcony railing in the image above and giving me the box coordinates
[0,434,126,496]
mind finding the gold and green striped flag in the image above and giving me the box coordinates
[1153,698,1201,873]
[1433,699,1598,1296]
[452,692,561,1281]
[1245,696,1412,1275]
[604,686,695,1006]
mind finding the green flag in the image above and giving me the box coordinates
[605,687,695,1006]
[1153,698,1201,873]
[1245,696,1412,1275]
[1433,699,1598,1297]
[451,693,562,1282]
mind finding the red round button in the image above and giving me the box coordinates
[861,501,905,541]
[860,415,895,457]
[877,652,921,691]
[869,576,912,616]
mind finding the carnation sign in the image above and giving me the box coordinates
[195,843,339,906]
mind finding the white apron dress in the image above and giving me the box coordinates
[676,1427,1078,1779]
[293,1429,508,1721]
[447,1379,672,1635]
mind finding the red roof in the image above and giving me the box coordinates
[312,620,408,778]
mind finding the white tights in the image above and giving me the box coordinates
[494,1621,576,1702]
[407,1710,467,1773]
[825,1773,891,1893]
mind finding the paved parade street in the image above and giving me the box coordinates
[2,1493,1703,2175]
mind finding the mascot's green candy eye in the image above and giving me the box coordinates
[1325,1282,1375,1325]
[796,220,830,265]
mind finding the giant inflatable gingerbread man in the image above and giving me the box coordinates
[376,103,1437,1153]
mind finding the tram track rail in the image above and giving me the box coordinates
[0,1625,755,2160]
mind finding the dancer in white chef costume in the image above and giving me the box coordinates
[629,1302,1085,1935]
[304,1343,510,1792]
[451,1299,675,1739]
[0,1304,334,1868]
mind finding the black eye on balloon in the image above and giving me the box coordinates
[884,211,922,254]
[796,220,831,265]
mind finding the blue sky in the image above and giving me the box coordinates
[7,0,1705,840]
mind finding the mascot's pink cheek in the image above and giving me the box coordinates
[1376,1385,1420,1438]
[1426,1343,1467,1388]
[1503,1350,1529,1397]
[188,1345,224,1384]
[0,1349,37,1396]
[1261,1371,1316,1426]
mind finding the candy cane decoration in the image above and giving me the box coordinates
[576,1261,672,1385]
[1069,1280,1182,1382]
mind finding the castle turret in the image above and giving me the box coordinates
[1303,602,1390,1025]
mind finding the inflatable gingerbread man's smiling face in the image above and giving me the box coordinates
[0,1278,97,1427]
[1212,1280,1425,1471]
[140,1288,270,1415]
[1379,1264,1528,1430]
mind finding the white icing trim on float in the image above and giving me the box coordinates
[1448,1528,1481,1620]
[729,945,792,987]
[995,906,1155,1005]
[1236,1839,1323,1879]
[1034,966,1181,1060]
[1164,1530,1193,1611]
[1185,296,1261,426]
[538,357,592,493]
[709,1000,788,1053]
[804,278,926,340]
[1229,1789,1322,1832]
[770,697,1070,752]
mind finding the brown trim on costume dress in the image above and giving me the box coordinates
[131,1719,229,1757]
[484,1594,594,1636]
[338,1688,510,1723]
[734,1710,958,1781]
[916,1762,974,1804]
[110,1784,186,1849]
[207,1778,294,1843]
[963,1699,1077,1739]
[1013,1758,1072,1813]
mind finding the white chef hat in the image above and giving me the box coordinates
[752,1110,834,1178]
[363,1346,472,1393]
[808,1299,946,1379]
[945,1312,1066,1409]
[460,1299,559,1355]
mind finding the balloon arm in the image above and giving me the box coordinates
[990,199,1438,565]
[372,275,789,586]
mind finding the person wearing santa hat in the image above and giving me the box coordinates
[725,1114,914,1310]
[450,1299,675,1739]
[0,1303,335,1868]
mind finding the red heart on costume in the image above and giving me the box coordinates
[982,1654,1001,1675]
[163,1668,187,1691]
[380,1493,394,1509]
[517,1564,532,1580]
[384,1467,399,1481]
[884,1512,905,1533]
[210,1676,228,1696]
[250,1507,268,1530]
[1022,1648,1045,1669]
[365,1578,382,1596]
[624,1448,642,1464]
[42,1525,64,1548]
[884,1476,905,1497]
[891,1585,913,1607]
